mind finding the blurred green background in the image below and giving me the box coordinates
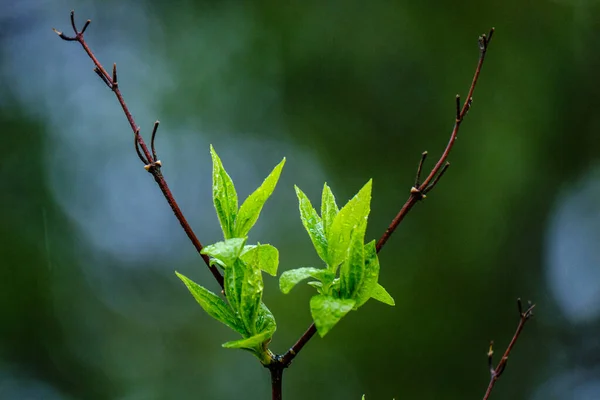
[2,0,600,399]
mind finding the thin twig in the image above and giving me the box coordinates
[482,299,535,400]
[376,27,495,252]
[54,10,223,287]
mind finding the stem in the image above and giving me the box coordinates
[376,28,494,252]
[269,365,284,400]
[482,300,535,400]
[280,324,317,367]
[53,11,224,288]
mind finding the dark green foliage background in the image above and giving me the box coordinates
[1,1,598,399]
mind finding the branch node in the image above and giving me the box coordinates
[144,160,162,172]
[410,186,426,200]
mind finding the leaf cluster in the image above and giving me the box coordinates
[177,145,394,364]
[280,181,394,337]
[177,146,284,363]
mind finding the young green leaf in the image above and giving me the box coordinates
[210,145,238,239]
[327,179,372,270]
[321,183,339,235]
[255,302,277,334]
[175,272,247,336]
[201,238,247,268]
[238,259,264,335]
[223,256,245,316]
[370,283,395,306]
[222,329,274,351]
[240,244,279,276]
[295,186,328,262]
[353,240,381,308]
[279,267,334,294]
[234,158,286,237]
[310,295,355,337]
[339,222,367,299]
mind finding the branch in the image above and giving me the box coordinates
[280,27,496,369]
[482,299,535,400]
[53,11,224,288]
[376,27,494,251]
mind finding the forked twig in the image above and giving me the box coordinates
[53,10,222,287]
[376,27,495,252]
[482,299,535,400]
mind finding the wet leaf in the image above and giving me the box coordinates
[176,272,247,335]
[295,186,328,263]
[210,145,238,239]
[235,158,285,237]
[201,238,246,268]
[310,295,355,337]
[279,267,334,294]
[321,183,339,235]
[241,244,279,276]
[327,179,372,270]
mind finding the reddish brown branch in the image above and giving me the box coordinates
[376,27,494,252]
[280,27,496,370]
[482,299,535,400]
[53,10,223,288]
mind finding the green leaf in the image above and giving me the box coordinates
[222,329,274,350]
[201,238,247,268]
[240,244,279,276]
[255,302,277,334]
[223,256,245,317]
[353,240,380,308]
[339,221,367,299]
[223,303,276,364]
[321,183,339,235]
[279,267,333,294]
[210,145,238,239]
[371,283,395,306]
[295,186,328,263]
[238,259,264,335]
[327,179,372,270]
[235,158,286,237]
[175,272,247,335]
[310,295,355,337]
